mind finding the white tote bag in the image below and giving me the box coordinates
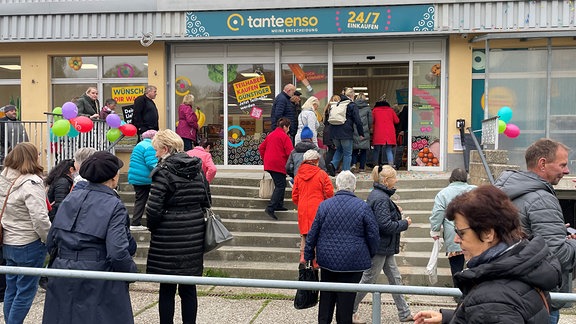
[426,239,443,285]
[258,173,274,199]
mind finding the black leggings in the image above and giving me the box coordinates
[159,283,198,324]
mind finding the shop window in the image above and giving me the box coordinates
[174,64,225,164]
[0,57,21,119]
[103,57,148,78]
[52,56,99,79]
[227,64,275,165]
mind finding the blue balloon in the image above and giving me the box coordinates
[67,126,80,138]
[498,106,513,123]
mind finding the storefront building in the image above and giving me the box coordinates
[1,0,575,172]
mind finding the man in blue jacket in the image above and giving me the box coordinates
[271,83,297,139]
[326,88,364,176]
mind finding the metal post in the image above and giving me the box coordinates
[372,291,381,324]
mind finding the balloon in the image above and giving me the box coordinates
[49,128,59,143]
[106,114,122,128]
[61,102,78,120]
[52,119,71,137]
[120,121,126,126]
[67,126,79,138]
[119,123,137,137]
[52,107,63,122]
[498,120,506,134]
[497,106,513,123]
[106,128,122,142]
[70,116,94,133]
[504,123,520,138]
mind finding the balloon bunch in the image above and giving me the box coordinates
[105,114,137,142]
[497,106,520,138]
[51,102,94,138]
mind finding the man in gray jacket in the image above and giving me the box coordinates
[0,104,29,164]
[495,138,574,324]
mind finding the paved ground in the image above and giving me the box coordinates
[5,282,576,323]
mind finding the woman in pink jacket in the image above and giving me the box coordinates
[372,98,399,167]
[175,94,199,151]
[186,138,217,183]
[259,117,294,220]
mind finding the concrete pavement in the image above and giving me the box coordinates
[5,282,576,323]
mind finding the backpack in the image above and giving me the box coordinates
[328,100,350,125]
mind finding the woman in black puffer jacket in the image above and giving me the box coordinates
[145,129,211,324]
[45,158,75,221]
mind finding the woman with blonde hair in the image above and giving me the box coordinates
[295,96,320,146]
[0,142,51,323]
[76,86,100,119]
[352,165,413,323]
[146,129,210,324]
[175,94,199,151]
[322,94,341,165]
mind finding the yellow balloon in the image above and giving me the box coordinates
[195,108,206,128]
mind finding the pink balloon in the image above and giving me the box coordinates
[504,123,520,138]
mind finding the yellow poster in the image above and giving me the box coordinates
[111,86,145,104]
[233,76,271,102]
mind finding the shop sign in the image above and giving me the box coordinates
[186,5,434,38]
[111,86,145,105]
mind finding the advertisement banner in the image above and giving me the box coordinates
[186,5,435,38]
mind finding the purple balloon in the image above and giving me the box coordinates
[61,102,78,120]
[106,113,122,128]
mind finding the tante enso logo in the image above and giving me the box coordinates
[227,13,318,31]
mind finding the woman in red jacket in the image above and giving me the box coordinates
[372,99,399,167]
[259,117,294,220]
[292,149,334,265]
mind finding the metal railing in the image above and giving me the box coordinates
[1,266,575,324]
[0,117,116,172]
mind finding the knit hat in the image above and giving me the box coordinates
[1,105,16,112]
[300,126,313,140]
[79,151,124,183]
[303,149,320,161]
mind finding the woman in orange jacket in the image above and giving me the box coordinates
[292,149,334,264]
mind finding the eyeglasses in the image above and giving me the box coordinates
[454,226,471,237]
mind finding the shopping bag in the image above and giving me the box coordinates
[426,239,443,285]
[259,173,274,199]
[204,208,233,253]
[294,262,319,309]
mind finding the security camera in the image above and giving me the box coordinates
[461,33,469,39]
[366,56,375,60]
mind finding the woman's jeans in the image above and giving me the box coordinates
[3,239,47,324]
[373,145,395,166]
[353,254,411,320]
[331,139,353,171]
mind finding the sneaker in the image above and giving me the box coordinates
[352,313,366,324]
[130,225,148,231]
[350,165,357,172]
[326,163,336,176]
[265,208,278,220]
[358,169,365,173]
[400,314,415,322]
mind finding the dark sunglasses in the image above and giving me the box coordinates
[454,226,471,237]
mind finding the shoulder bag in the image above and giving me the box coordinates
[294,261,319,309]
[202,175,233,253]
[0,176,20,245]
[259,172,274,199]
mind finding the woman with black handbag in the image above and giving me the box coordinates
[145,129,211,324]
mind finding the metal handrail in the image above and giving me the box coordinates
[1,266,575,324]
[466,126,495,184]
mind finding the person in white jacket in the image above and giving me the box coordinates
[0,142,51,324]
[294,96,320,146]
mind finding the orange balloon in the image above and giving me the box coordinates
[427,152,434,158]
[423,147,430,154]
[418,152,424,158]
[422,157,429,163]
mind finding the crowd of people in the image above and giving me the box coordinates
[0,81,574,324]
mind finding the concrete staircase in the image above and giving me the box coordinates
[118,171,454,287]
